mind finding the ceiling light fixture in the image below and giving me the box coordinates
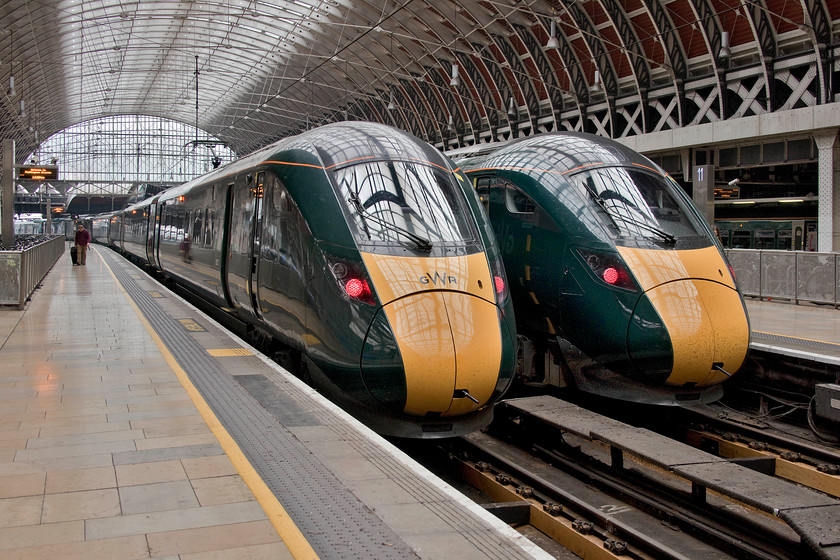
[387,91,396,111]
[719,31,731,60]
[450,63,460,87]
[545,19,560,50]
[8,75,15,97]
[507,96,516,117]
[591,70,602,92]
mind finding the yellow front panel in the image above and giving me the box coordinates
[361,252,495,304]
[644,281,714,385]
[382,292,456,415]
[696,280,750,382]
[362,252,503,417]
[441,292,502,416]
[645,280,749,386]
[617,245,735,292]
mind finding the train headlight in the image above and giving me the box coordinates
[577,248,639,292]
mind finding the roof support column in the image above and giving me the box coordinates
[2,140,15,246]
[814,130,839,252]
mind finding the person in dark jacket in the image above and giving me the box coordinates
[74,224,91,265]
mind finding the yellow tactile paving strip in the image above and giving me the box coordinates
[0,247,294,560]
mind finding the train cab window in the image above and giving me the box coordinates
[505,185,535,214]
[270,179,293,215]
[574,166,705,245]
[332,160,477,249]
[730,231,752,248]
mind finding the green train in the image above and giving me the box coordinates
[457,132,751,405]
[715,219,817,251]
[101,122,518,438]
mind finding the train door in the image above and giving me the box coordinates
[219,183,236,309]
[249,172,266,318]
[793,220,804,251]
[146,196,163,268]
[225,172,264,318]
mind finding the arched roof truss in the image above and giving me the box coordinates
[0,0,836,161]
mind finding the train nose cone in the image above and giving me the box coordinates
[361,291,502,417]
[627,280,750,386]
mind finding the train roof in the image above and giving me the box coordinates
[289,121,448,171]
[456,132,662,176]
[117,121,453,216]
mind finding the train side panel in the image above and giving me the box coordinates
[156,183,228,307]
[121,206,152,262]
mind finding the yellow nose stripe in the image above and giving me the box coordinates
[644,280,749,386]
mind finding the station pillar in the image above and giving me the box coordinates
[1,139,14,246]
[692,164,715,226]
[814,130,839,252]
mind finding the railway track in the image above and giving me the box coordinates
[665,403,840,501]
[404,395,840,560]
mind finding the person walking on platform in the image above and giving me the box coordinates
[74,224,91,265]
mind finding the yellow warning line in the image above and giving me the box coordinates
[208,348,254,357]
[100,251,319,560]
[754,330,840,349]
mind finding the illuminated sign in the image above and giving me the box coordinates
[714,186,740,199]
[18,165,59,181]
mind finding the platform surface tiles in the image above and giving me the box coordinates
[0,244,551,560]
[746,299,840,364]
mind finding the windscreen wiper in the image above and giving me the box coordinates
[614,213,676,244]
[583,183,676,244]
[582,182,623,235]
[348,192,433,252]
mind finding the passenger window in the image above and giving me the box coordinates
[731,230,752,248]
[754,230,775,250]
[505,185,535,214]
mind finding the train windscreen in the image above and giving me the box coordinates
[575,167,707,245]
[332,161,477,249]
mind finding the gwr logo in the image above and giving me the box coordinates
[419,272,458,286]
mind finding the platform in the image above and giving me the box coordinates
[0,244,552,560]
[745,299,840,365]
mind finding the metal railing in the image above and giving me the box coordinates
[0,236,65,309]
[726,249,840,307]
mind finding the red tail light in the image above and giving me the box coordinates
[327,257,377,306]
[345,277,371,299]
[494,275,506,295]
[577,248,639,292]
[489,256,509,305]
[603,267,620,285]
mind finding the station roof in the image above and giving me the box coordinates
[1,0,835,162]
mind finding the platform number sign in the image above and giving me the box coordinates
[692,165,715,224]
